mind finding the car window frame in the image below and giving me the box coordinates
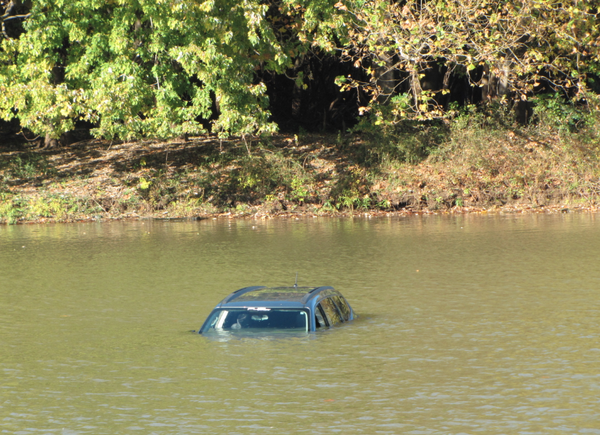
[314,304,327,328]
[317,297,343,327]
[331,295,351,321]
[200,308,310,333]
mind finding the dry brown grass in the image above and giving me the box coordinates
[2,125,600,224]
[369,124,600,212]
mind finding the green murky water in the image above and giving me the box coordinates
[2,214,600,434]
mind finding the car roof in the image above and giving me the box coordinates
[216,286,338,309]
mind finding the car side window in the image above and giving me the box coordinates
[318,298,343,326]
[314,305,326,328]
[332,296,351,321]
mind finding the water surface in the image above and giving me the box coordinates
[2,214,600,433]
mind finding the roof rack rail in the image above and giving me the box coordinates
[223,286,266,303]
[308,286,333,294]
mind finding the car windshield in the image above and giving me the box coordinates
[201,309,309,334]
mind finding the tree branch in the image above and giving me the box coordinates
[2,13,31,21]
[2,0,31,39]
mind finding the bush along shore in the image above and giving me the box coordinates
[2,109,600,225]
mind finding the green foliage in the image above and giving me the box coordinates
[135,171,176,208]
[4,0,597,142]
[0,192,93,223]
[450,102,516,133]
[227,151,311,203]
[138,176,152,191]
[532,93,589,133]
[530,92,600,151]
[337,0,600,123]
[0,0,344,140]
[290,176,309,203]
[29,194,75,219]
[353,111,447,164]
[0,194,24,224]
[328,166,371,210]
[6,153,55,179]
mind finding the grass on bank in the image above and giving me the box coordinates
[366,99,600,212]
[1,99,600,224]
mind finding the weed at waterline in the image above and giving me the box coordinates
[0,194,24,224]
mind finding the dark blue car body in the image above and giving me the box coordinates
[199,286,355,334]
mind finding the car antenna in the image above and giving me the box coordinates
[294,272,298,288]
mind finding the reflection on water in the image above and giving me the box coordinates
[2,214,600,433]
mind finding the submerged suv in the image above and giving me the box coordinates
[199,286,355,334]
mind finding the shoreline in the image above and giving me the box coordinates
[2,131,600,225]
[6,202,600,226]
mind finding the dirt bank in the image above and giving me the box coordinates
[2,130,600,224]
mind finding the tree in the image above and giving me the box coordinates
[0,0,340,143]
[335,0,600,121]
